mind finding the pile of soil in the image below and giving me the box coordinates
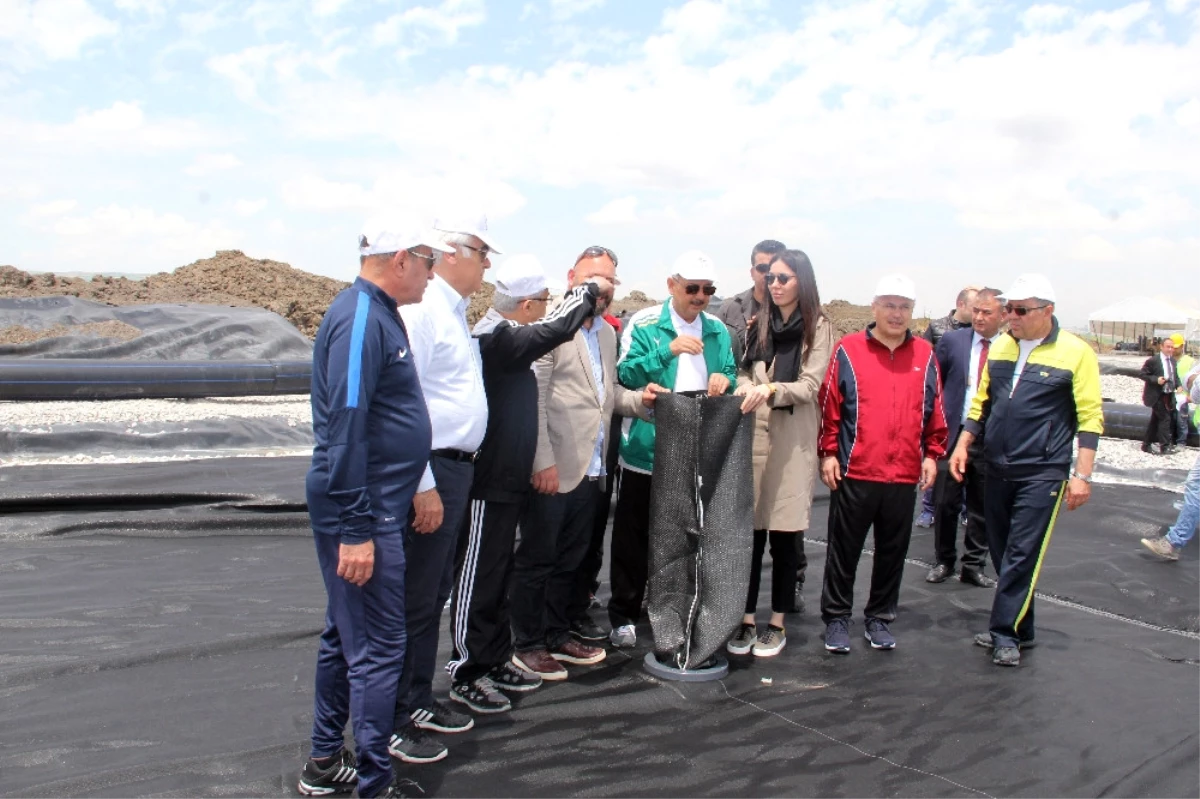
[0,251,347,339]
[0,321,141,346]
[1,253,911,341]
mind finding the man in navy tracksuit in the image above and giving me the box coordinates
[445,255,609,713]
[296,221,447,799]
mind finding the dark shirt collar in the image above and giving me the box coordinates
[353,276,398,314]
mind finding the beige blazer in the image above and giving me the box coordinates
[533,321,649,493]
[737,316,834,531]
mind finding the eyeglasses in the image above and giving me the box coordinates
[457,242,492,260]
[406,248,437,261]
[683,284,717,296]
[1005,303,1049,316]
[575,245,618,267]
[763,273,792,286]
[753,264,770,274]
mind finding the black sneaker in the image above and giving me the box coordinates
[387,724,448,764]
[353,778,425,798]
[570,617,607,642]
[298,747,358,796]
[410,700,473,734]
[450,677,512,714]
[487,660,543,692]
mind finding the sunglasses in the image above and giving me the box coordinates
[576,245,618,267]
[763,273,792,286]
[753,264,770,274]
[1005,303,1049,316]
[458,242,492,260]
[683,284,717,296]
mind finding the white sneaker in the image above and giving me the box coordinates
[609,624,636,648]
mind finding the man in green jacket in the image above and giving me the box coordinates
[607,251,738,648]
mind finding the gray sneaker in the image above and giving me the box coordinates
[752,625,786,657]
[1141,536,1180,561]
[726,623,756,655]
[609,624,636,648]
[387,724,447,764]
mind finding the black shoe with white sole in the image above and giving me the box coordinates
[487,660,543,692]
[410,700,473,733]
[387,724,448,764]
[298,747,358,796]
[450,677,512,714]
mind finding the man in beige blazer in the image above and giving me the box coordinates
[509,246,659,681]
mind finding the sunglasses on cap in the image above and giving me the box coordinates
[1005,303,1049,316]
[575,245,618,267]
[763,273,792,286]
[683,283,717,296]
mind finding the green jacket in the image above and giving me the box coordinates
[616,302,737,473]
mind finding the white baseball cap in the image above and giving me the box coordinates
[359,216,453,257]
[1002,273,1056,304]
[433,212,504,254]
[673,250,718,282]
[493,254,548,299]
[874,274,917,302]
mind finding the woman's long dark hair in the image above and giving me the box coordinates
[754,249,824,364]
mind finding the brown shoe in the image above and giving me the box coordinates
[512,649,568,681]
[550,638,607,665]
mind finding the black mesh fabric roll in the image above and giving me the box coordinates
[646,393,755,669]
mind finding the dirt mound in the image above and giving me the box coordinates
[0,251,347,339]
[0,321,142,346]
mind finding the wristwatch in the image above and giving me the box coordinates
[766,383,777,396]
[1071,470,1092,483]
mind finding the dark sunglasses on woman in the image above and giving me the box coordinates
[683,284,717,296]
[764,273,793,286]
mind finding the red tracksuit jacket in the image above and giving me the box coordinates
[818,325,949,484]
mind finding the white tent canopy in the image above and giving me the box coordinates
[1088,297,1200,343]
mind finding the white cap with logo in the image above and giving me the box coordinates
[359,216,453,257]
[673,250,718,282]
[1002,273,1056,304]
[874,274,917,302]
[493,254,548,299]
[433,212,504,254]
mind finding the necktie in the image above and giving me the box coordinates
[976,338,990,387]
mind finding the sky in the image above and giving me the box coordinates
[2,0,1198,326]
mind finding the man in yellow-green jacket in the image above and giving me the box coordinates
[949,273,1103,668]
[606,251,738,648]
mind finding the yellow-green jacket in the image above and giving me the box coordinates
[964,317,1103,481]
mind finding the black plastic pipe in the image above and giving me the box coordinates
[0,359,311,401]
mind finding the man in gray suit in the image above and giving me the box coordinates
[509,246,661,681]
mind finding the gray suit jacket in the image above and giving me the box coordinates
[533,320,649,493]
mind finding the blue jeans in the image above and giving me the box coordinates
[1166,453,1200,550]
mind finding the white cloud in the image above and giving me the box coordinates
[233,198,268,217]
[550,0,605,22]
[22,199,78,219]
[372,0,486,54]
[0,102,222,153]
[184,153,244,177]
[312,0,352,16]
[0,0,118,60]
[1021,4,1074,30]
[1068,234,1120,262]
[586,196,639,225]
[114,0,166,15]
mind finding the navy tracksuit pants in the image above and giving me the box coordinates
[394,456,473,724]
[984,477,1067,649]
[310,531,406,799]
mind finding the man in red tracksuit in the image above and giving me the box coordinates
[818,274,948,654]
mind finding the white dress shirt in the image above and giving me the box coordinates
[400,274,488,492]
[963,331,992,421]
[580,320,607,477]
[1010,337,1044,397]
[669,304,708,392]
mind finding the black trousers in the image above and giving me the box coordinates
[511,478,600,651]
[745,530,800,614]
[933,434,988,570]
[394,456,472,722]
[575,412,622,615]
[1143,396,1177,450]
[447,497,521,685]
[985,477,1066,648]
[820,477,917,624]
[607,467,653,628]
[794,533,808,586]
